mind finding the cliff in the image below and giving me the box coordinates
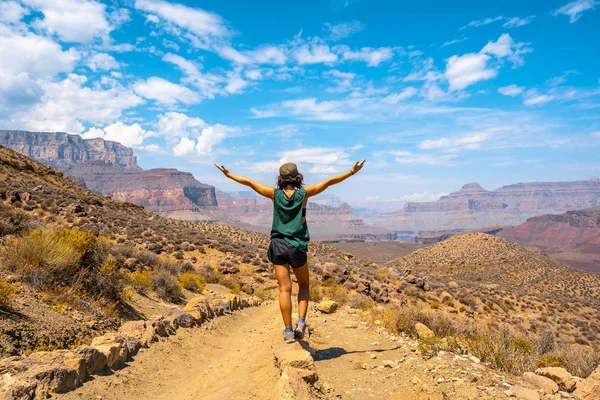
[0,130,138,169]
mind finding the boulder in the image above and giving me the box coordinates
[28,351,86,383]
[535,367,576,392]
[225,294,240,311]
[317,300,338,314]
[25,363,79,396]
[448,281,459,288]
[573,378,600,400]
[509,385,540,400]
[0,374,36,400]
[118,320,156,348]
[273,349,315,371]
[165,309,196,329]
[91,333,141,360]
[91,344,121,368]
[150,316,172,337]
[210,299,228,316]
[185,296,215,322]
[321,263,345,283]
[415,323,435,340]
[73,346,107,375]
[522,372,559,394]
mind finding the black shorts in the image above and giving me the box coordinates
[267,238,307,268]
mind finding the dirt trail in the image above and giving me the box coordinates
[63,303,282,400]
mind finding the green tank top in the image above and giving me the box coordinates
[270,187,310,251]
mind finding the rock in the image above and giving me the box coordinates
[321,263,345,283]
[91,344,121,368]
[273,349,315,372]
[509,385,540,400]
[91,333,140,360]
[276,366,309,400]
[73,346,107,375]
[535,367,577,392]
[317,300,338,314]
[415,323,435,340]
[25,364,79,396]
[150,316,172,337]
[573,378,600,399]
[118,320,156,348]
[469,355,481,364]
[165,309,196,329]
[124,258,138,270]
[184,296,215,323]
[0,374,36,400]
[224,294,240,311]
[210,299,228,316]
[448,281,459,288]
[439,291,453,302]
[523,372,559,394]
[28,351,86,383]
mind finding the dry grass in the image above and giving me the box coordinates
[0,278,16,308]
[180,272,205,293]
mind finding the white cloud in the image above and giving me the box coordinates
[480,33,532,67]
[442,37,468,47]
[461,16,504,29]
[325,21,365,40]
[383,87,418,103]
[156,112,206,139]
[162,53,224,99]
[82,122,154,148]
[173,137,196,156]
[22,0,113,43]
[0,29,79,79]
[21,74,143,133]
[324,69,356,93]
[419,132,491,151]
[391,150,458,166]
[0,1,29,23]
[503,16,535,27]
[445,53,497,91]
[498,84,524,96]
[551,0,599,23]
[87,52,119,71]
[398,192,449,202]
[279,147,351,167]
[195,124,233,154]
[250,46,287,64]
[338,46,393,67]
[217,46,251,64]
[403,57,443,82]
[134,77,200,105]
[224,72,249,94]
[523,90,555,106]
[293,44,337,64]
[280,98,357,121]
[135,0,230,48]
[250,160,282,173]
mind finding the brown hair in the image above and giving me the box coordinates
[277,173,304,190]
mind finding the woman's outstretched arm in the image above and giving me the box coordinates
[305,159,366,198]
[214,164,274,200]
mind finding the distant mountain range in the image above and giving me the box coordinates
[363,180,600,233]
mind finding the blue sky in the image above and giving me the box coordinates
[1,0,599,203]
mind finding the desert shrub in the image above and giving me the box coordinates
[180,260,194,274]
[0,278,16,308]
[468,327,535,375]
[180,272,205,293]
[554,344,600,378]
[347,293,375,310]
[3,227,104,289]
[309,283,323,302]
[95,258,126,300]
[0,204,34,236]
[228,282,241,294]
[128,271,155,292]
[151,270,182,302]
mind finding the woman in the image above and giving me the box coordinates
[214,159,366,343]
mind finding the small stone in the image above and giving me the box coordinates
[509,385,540,400]
[317,300,339,314]
[370,342,380,346]
[522,372,558,394]
[469,355,480,364]
[415,323,435,340]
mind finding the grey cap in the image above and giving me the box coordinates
[279,163,298,179]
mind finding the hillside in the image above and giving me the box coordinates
[500,207,600,273]
[365,179,600,233]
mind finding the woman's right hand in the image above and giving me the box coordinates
[350,159,366,175]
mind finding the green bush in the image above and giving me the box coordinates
[151,270,182,302]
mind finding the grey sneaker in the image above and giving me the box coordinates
[283,329,295,344]
[295,321,308,339]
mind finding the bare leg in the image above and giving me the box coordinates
[273,263,292,327]
[292,263,310,320]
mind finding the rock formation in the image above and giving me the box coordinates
[365,179,600,233]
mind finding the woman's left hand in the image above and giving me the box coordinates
[214,163,230,176]
[350,159,366,175]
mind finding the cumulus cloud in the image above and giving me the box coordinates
[87,52,120,71]
[445,53,497,91]
[82,122,154,148]
[498,84,525,96]
[551,0,599,23]
[173,137,196,156]
[134,77,200,105]
[156,112,206,139]
[324,20,364,40]
[293,44,337,64]
[0,1,29,23]
[22,0,114,43]
[480,33,532,67]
